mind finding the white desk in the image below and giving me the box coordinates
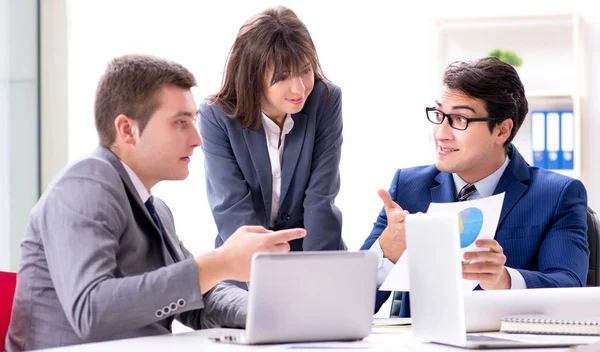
[40,328,590,352]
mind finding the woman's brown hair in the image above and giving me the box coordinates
[209,6,327,129]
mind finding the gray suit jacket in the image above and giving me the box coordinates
[6,147,247,351]
[199,80,346,252]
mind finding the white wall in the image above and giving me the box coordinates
[0,0,10,270]
[50,0,599,258]
[1,0,39,272]
[41,0,68,198]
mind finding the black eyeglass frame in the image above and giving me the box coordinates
[425,107,493,131]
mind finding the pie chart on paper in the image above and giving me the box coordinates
[458,207,484,248]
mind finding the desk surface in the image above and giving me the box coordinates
[39,328,595,352]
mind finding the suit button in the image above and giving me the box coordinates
[280,213,290,222]
[177,298,186,307]
[170,302,178,311]
[155,310,164,318]
[163,306,171,315]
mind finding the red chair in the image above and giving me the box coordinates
[0,271,17,351]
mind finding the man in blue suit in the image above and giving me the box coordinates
[361,57,589,317]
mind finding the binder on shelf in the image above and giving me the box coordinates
[531,111,546,168]
[530,110,575,171]
[560,111,575,170]
[545,112,561,169]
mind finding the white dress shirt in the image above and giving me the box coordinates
[262,113,295,228]
[370,156,527,289]
[120,161,151,203]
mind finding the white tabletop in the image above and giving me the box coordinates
[39,327,590,352]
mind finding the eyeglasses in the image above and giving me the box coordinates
[425,107,492,131]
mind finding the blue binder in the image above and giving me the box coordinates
[530,110,575,170]
[545,112,561,169]
[531,111,546,168]
[560,111,574,170]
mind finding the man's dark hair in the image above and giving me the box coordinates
[443,57,528,152]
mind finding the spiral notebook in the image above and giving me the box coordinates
[501,315,600,336]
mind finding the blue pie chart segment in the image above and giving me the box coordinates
[458,207,484,248]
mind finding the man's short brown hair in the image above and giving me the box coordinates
[94,54,197,147]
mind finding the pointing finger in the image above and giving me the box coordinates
[269,228,306,244]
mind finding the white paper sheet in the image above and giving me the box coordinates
[379,193,505,292]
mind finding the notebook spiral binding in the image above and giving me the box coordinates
[501,315,600,336]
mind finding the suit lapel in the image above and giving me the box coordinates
[155,207,184,263]
[161,229,183,263]
[94,146,168,260]
[243,127,273,221]
[280,112,308,205]
[426,146,530,227]
[493,147,530,227]
[430,172,456,203]
[95,147,152,220]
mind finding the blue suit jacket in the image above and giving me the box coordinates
[360,146,589,317]
[199,80,346,251]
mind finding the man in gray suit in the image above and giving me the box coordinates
[5,54,306,351]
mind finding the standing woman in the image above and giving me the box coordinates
[199,6,346,254]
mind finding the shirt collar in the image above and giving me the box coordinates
[120,161,151,203]
[452,156,510,199]
[261,113,294,135]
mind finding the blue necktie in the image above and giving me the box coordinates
[145,196,178,262]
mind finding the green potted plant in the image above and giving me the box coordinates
[488,49,523,67]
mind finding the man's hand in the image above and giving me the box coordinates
[462,239,511,290]
[377,189,409,264]
[195,226,306,293]
[219,225,306,282]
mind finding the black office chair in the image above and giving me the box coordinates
[586,207,600,287]
[389,207,600,316]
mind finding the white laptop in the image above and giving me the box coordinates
[405,212,584,349]
[209,251,377,345]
